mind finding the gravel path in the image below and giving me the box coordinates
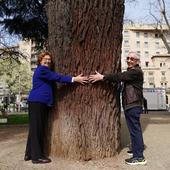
[0,111,170,170]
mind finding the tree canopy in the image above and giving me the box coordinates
[0,58,32,96]
[0,0,48,47]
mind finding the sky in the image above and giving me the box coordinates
[1,0,170,46]
[0,27,20,47]
[124,0,170,23]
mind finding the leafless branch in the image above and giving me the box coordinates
[158,0,170,33]
[0,31,27,62]
[149,0,170,53]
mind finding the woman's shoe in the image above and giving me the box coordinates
[24,155,31,161]
[32,158,51,164]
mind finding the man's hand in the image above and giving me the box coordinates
[89,71,104,83]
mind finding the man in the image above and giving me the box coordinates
[89,52,147,165]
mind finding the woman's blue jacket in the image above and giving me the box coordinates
[28,65,72,106]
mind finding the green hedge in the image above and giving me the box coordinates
[0,114,29,125]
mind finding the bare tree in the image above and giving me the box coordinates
[0,29,29,61]
[46,0,124,160]
[149,0,170,53]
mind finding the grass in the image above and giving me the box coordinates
[0,113,29,125]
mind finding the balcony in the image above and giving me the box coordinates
[148,77,154,83]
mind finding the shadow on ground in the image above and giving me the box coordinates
[0,124,28,142]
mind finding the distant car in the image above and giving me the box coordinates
[20,100,28,111]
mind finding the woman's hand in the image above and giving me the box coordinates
[73,73,89,85]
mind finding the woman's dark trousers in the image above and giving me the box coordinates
[25,102,49,160]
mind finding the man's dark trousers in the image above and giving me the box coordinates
[124,106,144,158]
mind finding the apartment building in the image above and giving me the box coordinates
[7,39,39,70]
[18,40,32,63]
[122,24,170,104]
[30,44,40,71]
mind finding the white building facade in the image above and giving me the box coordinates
[122,24,170,105]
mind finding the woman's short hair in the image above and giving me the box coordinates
[37,51,55,69]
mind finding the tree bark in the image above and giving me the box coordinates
[46,0,124,160]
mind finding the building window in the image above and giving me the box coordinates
[160,83,167,88]
[161,71,165,76]
[156,51,160,54]
[148,71,153,76]
[161,77,166,81]
[160,62,166,67]
[144,42,148,48]
[136,41,140,48]
[136,51,141,57]
[155,33,160,38]
[136,32,140,38]
[124,40,129,47]
[124,50,129,56]
[149,83,155,88]
[145,61,149,67]
[144,51,149,58]
[155,42,160,49]
[124,30,129,37]
[144,32,148,38]
[148,77,154,83]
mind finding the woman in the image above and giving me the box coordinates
[24,51,88,164]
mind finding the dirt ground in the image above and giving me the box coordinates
[1,111,170,170]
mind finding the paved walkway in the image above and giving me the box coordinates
[0,111,170,170]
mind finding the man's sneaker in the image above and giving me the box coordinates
[127,150,133,156]
[125,157,147,165]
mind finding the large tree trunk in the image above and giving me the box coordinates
[47,0,124,160]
